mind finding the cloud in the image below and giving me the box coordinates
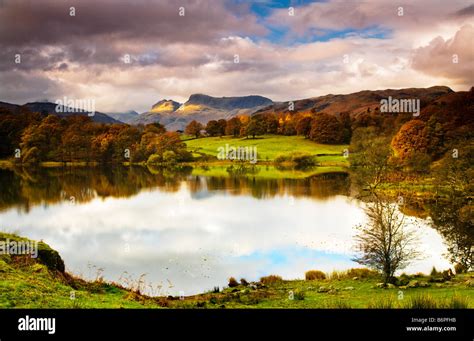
[0,0,472,112]
[412,25,474,87]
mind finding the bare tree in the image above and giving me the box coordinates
[353,199,422,284]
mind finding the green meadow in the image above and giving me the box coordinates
[184,135,349,164]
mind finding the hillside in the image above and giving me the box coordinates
[255,86,453,118]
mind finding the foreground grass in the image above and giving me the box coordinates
[1,233,472,309]
[184,135,348,164]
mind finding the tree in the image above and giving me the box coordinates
[309,113,345,144]
[296,116,312,138]
[205,120,220,137]
[185,120,203,138]
[350,128,393,191]
[225,117,242,137]
[391,119,428,160]
[245,117,265,139]
[353,199,421,284]
[217,119,227,136]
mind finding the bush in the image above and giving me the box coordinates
[305,270,326,280]
[147,154,162,164]
[260,275,283,285]
[454,263,467,274]
[240,278,249,286]
[228,277,239,288]
[430,266,439,277]
[275,152,315,169]
[22,147,41,164]
[162,150,177,164]
[293,289,305,300]
[346,268,379,279]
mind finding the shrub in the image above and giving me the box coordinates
[346,268,379,279]
[293,289,305,301]
[454,263,467,274]
[305,270,326,280]
[162,150,177,164]
[147,154,162,164]
[228,277,239,288]
[22,147,40,164]
[275,152,315,169]
[260,275,283,285]
[240,278,249,286]
[430,266,439,277]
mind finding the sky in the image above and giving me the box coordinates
[0,0,473,113]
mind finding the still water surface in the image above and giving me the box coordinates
[0,166,450,295]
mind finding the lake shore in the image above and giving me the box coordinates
[1,233,472,309]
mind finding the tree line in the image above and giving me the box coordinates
[0,108,190,164]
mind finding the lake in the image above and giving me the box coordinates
[0,165,451,296]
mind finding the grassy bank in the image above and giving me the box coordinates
[1,233,472,309]
[184,135,349,165]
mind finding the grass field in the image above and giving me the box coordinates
[184,135,349,164]
[1,233,472,309]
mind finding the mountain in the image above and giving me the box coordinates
[0,101,120,124]
[133,94,273,131]
[254,86,453,118]
[106,110,139,124]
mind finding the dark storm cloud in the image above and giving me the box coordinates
[0,0,265,69]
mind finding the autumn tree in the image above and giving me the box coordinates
[296,116,312,138]
[309,113,345,144]
[185,120,203,138]
[391,119,428,161]
[225,117,242,137]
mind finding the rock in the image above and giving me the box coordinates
[465,280,474,287]
[407,280,419,288]
[317,286,330,293]
[328,289,338,294]
[343,286,355,291]
[435,283,444,288]
[387,283,396,289]
[376,282,386,288]
[419,282,430,288]
[352,277,359,281]
[399,286,408,290]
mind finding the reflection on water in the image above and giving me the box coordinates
[0,166,451,295]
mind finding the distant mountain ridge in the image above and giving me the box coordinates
[0,101,119,124]
[133,94,273,130]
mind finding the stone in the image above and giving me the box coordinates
[407,280,419,288]
[343,286,355,291]
[317,286,330,293]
